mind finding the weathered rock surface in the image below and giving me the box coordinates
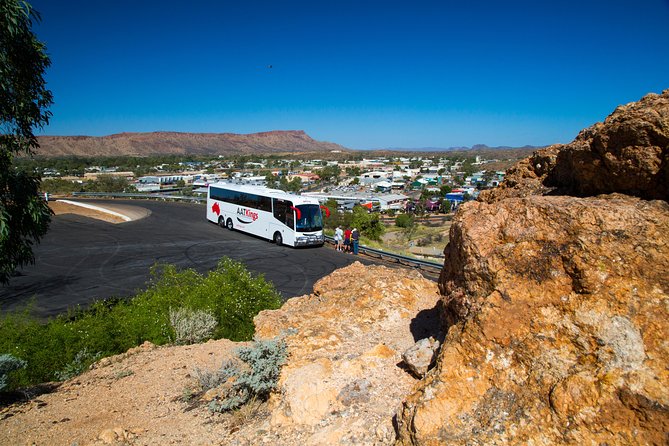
[252,262,441,445]
[397,89,669,445]
[398,195,669,445]
[480,89,669,203]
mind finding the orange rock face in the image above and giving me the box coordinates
[253,262,442,444]
[397,89,669,445]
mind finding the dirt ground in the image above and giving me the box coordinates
[49,201,127,224]
[0,339,246,446]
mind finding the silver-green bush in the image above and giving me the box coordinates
[207,338,287,412]
[169,307,218,345]
[0,353,27,391]
[55,348,101,381]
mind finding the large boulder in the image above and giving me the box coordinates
[397,194,669,445]
[397,89,669,445]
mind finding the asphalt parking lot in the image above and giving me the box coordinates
[0,199,373,319]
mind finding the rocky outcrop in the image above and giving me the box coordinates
[35,130,349,157]
[253,263,442,445]
[480,89,669,202]
[397,90,669,445]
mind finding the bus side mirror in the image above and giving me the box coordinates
[290,206,302,220]
[320,205,331,218]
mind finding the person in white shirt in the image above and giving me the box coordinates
[334,226,344,251]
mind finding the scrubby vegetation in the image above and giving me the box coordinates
[41,175,136,194]
[197,337,287,412]
[394,213,415,229]
[0,258,281,391]
[169,307,218,345]
[0,354,26,391]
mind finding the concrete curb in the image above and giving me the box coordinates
[57,199,133,222]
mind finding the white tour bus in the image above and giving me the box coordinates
[206,182,325,247]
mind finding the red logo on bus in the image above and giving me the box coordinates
[212,202,221,215]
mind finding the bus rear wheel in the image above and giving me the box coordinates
[226,218,233,230]
[273,232,283,246]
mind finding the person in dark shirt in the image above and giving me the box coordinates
[351,228,359,255]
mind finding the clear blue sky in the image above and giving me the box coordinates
[30,0,669,149]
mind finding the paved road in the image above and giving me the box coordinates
[0,199,373,319]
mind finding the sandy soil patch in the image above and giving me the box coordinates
[49,201,127,224]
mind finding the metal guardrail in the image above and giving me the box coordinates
[68,192,443,275]
[323,235,443,275]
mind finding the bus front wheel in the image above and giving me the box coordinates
[273,232,283,246]
[226,218,233,230]
[218,216,225,228]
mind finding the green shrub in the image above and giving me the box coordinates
[208,338,288,412]
[350,206,385,241]
[395,213,415,228]
[55,348,101,381]
[0,258,282,391]
[0,354,27,391]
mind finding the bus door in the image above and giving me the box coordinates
[271,199,295,244]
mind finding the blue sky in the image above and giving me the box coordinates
[30,0,669,149]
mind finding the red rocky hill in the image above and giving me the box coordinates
[35,130,348,157]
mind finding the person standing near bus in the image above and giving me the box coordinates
[334,226,343,251]
[351,228,359,255]
[344,227,352,253]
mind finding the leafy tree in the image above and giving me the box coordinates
[345,166,361,176]
[265,172,278,188]
[350,205,384,241]
[321,199,342,230]
[440,184,452,195]
[0,0,53,283]
[461,158,476,177]
[285,177,301,192]
[441,199,452,213]
[395,213,414,229]
[318,165,341,183]
[41,178,83,194]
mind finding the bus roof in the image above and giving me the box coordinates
[208,182,320,205]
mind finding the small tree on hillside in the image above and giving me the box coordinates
[350,206,384,241]
[0,0,53,283]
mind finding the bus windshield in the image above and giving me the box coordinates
[295,204,323,232]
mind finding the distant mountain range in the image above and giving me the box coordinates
[35,130,348,158]
[34,130,543,158]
